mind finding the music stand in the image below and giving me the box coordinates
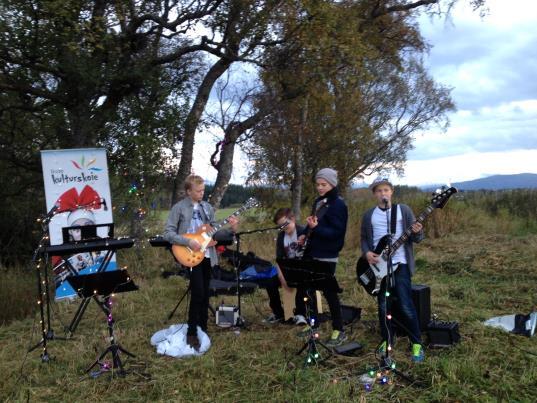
[277,258,339,366]
[67,270,138,377]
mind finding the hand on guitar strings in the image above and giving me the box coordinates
[411,222,423,233]
[365,251,380,265]
[228,216,239,232]
[188,239,202,251]
[306,215,318,229]
[297,235,306,246]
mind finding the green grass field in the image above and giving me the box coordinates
[1,201,537,402]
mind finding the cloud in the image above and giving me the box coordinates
[398,149,537,186]
[406,0,537,175]
[410,100,537,159]
[420,0,537,110]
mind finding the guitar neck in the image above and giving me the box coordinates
[387,205,435,257]
[206,204,250,237]
[303,198,328,240]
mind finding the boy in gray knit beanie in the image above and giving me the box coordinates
[315,168,338,187]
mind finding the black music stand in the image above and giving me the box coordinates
[277,258,339,366]
[64,239,132,336]
[67,270,138,377]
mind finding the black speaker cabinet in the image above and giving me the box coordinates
[427,321,460,347]
[412,284,431,331]
[392,284,431,334]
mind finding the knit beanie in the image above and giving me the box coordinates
[315,168,338,187]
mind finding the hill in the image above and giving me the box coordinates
[425,173,537,191]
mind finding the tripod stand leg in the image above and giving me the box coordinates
[295,342,309,356]
[111,345,126,376]
[167,285,190,321]
[316,340,334,354]
[67,297,92,335]
[86,345,112,373]
[32,252,49,361]
[117,344,136,358]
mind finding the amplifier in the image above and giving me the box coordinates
[216,305,238,327]
[333,342,363,356]
[427,320,460,347]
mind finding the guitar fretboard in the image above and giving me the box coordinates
[384,205,435,258]
[206,200,256,237]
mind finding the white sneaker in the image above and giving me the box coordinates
[293,315,307,325]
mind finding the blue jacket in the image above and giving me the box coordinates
[306,188,348,259]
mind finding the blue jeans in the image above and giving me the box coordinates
[377,264,421,345]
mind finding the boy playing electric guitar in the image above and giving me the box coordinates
[163,175,238,351]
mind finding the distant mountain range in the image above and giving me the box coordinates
[423,173,537,191]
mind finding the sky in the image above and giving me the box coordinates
[192,0,537,187]
[395,0,537,186]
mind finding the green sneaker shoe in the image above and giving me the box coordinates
[326,330,347,347]
[411,343,425,363]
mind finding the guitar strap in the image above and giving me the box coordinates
[390,204,398,235]
[315,200,329,222]
[198,201,211,223]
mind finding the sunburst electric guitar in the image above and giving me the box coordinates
[172,197,258,267]
[356,187,457,295]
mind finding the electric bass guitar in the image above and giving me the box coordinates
[356,186,457,295]
[172,197,258,267]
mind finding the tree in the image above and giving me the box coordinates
[169,0,293,203]
[0,0,217,262]
[245,0,457,206]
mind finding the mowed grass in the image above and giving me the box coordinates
[1,201,537,401]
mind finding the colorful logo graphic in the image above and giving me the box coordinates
[71,156,103,172]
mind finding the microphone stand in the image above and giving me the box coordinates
[381,199,395,366]
[29,204,67,361]
[378,201,414,384]
[231,223,289,328]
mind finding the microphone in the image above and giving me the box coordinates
[381,196,389,206]
[45,203,60,218]
[279,220,291,230]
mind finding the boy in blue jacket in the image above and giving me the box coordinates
[304,168,348,347]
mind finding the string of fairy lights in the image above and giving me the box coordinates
[32,163,409,389]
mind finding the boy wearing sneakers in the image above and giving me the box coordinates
[360,177,425,362]
[263,208,308,326]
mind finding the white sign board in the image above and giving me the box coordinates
[41,148,116,299]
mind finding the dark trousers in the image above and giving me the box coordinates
[265,283,308,319]
[320,262,343,331]
[377,263,421,345]
[187,258,212,336]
